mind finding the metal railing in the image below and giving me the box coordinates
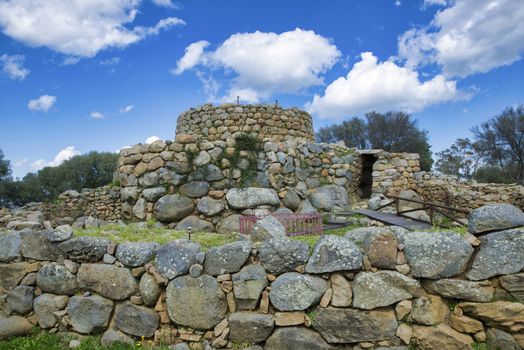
[377,195,470,227]
[239,213,324,236]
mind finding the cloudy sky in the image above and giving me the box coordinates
[1,0,523,178]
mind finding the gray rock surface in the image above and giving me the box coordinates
[217,214,242,234]
[402,231,473,279]
[309,191,334,211]
[142,187,166,202]
[282,190,300,211]
[269,272,328,311]
[33,293,69,328]
[232,264,268,310]
[305,235,362,273]
[66,295,113,334]
[0,231,21,262]
[468,204,524,234]
[20,230,60,261]
[197,196,225,216]
[259,238,310,275]
[250,215,286,242]
[265,326,334,350]
[313,307,398,343]
[228,312,274,343]
[225,188,280,209]
[132,199,147,220]
[77,264,138,300]
[101,329,134,347]
[0,316,33,340]
[139,273,161,306]
[155,240,201,280]
[175,215,215,232]
[423,279,494,302]
[0,262,37,289]
[466,229,524,280]
[179,181,210,198]
[58,236,111,263]
[204,241,251,276]
[166,275,227,330]
[499,273,524,302]
[44,225,73,242]
[486,328,521,350]
[114,301,159,337]
[6,285,33,314]
[153,194,195,222]
[352,271,422,309]
[116,242,159,267]
[36,262,78,295]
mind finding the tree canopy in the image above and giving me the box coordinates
[0,148,11,181]
[0,151,118,207]
[316,111,433,171]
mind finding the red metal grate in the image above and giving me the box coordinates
[239,213,324,237]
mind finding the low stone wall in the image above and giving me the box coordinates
[117,138,359,230]
[1,208,523,348]
[175,104,315,142]
[371,152,421,196]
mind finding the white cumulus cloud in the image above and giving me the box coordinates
[90,111,105,119]
[398,0,524,77]
[31,146,80,170]
[173,28,341,102]
[0,0,185,57]
[145,136,160,144]
[0,54,30,80]
[306,52,464,119]
[119,105,134,113]
[28,95,56,112]
[151,0,176,8]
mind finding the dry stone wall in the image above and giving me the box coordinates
[1,204,523,349]
[175,104,315,142]
[117,137,358,230]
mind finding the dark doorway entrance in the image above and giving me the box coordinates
[360,154,377,198]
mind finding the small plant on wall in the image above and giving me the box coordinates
[221,133,263,187]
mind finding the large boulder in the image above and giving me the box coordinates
[153,194,195,223]
[166,275,227,330]
[6,285,33,314]
[139,273,161,307]
[225,188,280,209]
[412,294,449,326]
[309,192,334,211]
[155,240,201,280]
[265,326,334,350]
[19,230,61,261]
[317,185,349,208]
[228,312,274,343]
[196,196,225,216]
[458,301,524,332]
[204,241,251,276]
[217,214,242,234]
[142,187,167,202]
[33,293,69,328]
[101,329,134,347]
[313,307,398,343]
[0,262,41,289]
[66,295,113,334]
[352,271,422,309]
[250,216,286,243]
[77,264,138,300]
[175,215,215,232]
[423,279,494,302]
[466,229,524,280]
[0,232,21,262]
[232,264,268,310]
[282,190,301,211]
[411,324,474,350]
[402,231,473,279]
[468,204,524,234]
[0,316,33,340]
[44,225,73,242]
[269,272,328,311]
[179,181,210,198]
[58,236,111,263]
[36,262,78,295]
[114,302,159,338]
[305,235,362,274]
[132,199,147,220]
[116,242,159,267]
[259,238,310,275]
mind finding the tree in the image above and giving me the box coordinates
[473,166,513,184]
[316,111,433,171]
[0,148,11,181]
[472,105,524,184]
[435,138,480,180]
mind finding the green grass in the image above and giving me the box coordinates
[471,342,487,350]
[291,225,360,251]
[0,331,170,350]
[73,223,240,251]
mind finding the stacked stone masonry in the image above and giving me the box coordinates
[175,104,315,142]
[1,203,524,349]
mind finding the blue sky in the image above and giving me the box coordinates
[0,0,523,178]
